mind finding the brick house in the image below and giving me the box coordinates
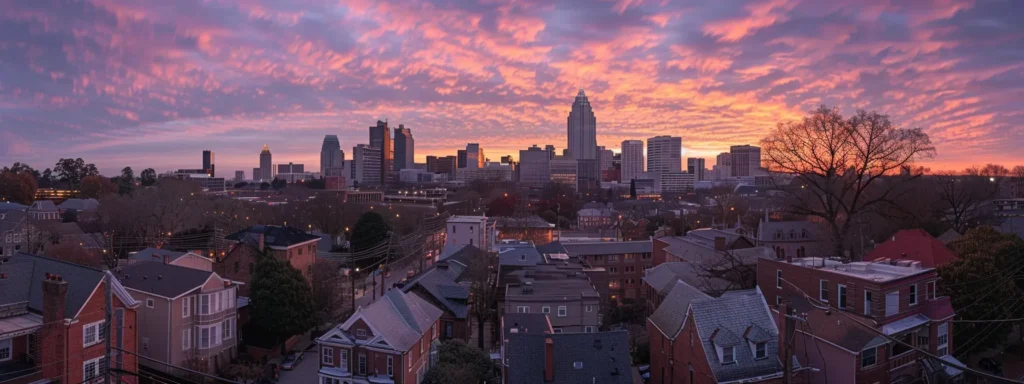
[755,219,828,259]
[866,229,957,269]
[399,258,471,342]
[116,261,238,374]
[316,289,442,384]
[216,225,319,295]
[0,252,140,384]
[758,256,960,383]
[561,241,654,303]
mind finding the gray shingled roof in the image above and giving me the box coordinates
[648,280,710,339]
[690,289,783,382]
[0,202,28,212]
[506,331,633,384]
[353,289,443,351]
[502,313,551,336]
[117,261,213,298]
[643,262,700,295]
[28,201,58,212]
[0,210,27,234]
[57,198,99,211]
[561,241,651,256]
[499,246,542,267]
[401,267,469,319]
[3,253,106,316]
[130,248,190,263]
[535,241,566,255]
[225,225,319,247]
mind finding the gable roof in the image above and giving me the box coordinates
[0,210,27,234]
[129,248,209,264]
[117,261,217,298]
[499,246,543,267]
[28,200,58,212]
[401,267,469,319]
[502,313,552,337]
[1,252,139,317]
[756,220,823,242]
[333,289,443,352]
[225,225,319,248]
[690,288,784,382]
[867,229,957,268]
[57,198,99,211]
[648,279,710,339]
[505,331,633,384]
[0,202,28,212]
[936,228,962,245]
[561,241,652,256]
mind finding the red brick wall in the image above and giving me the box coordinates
[319,319,439,384]
[647,315,718,384]
[57,281,139,384]
[217,241,319,295]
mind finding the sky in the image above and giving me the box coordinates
[1,0,1021,176]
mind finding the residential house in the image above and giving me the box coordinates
[499,313,552,384]
[128,248,214,271]
[1,211,29,260]
[216,225,319,295]
[641,262,732,316]
[759,256,958,383]
[647,286,795,384]
[653,228,770,296]
[505,330,633,384]
[26,201,59,221]
[504,272,600,334]
[561,241,654,303]
[577,207,618,230]
[445,216,496,252]
[400,259,471,342]
[620,218,650,241]
[866,229,957,269]
[0,252,140,384]
[116,261,238,374]
[316,289,442,384]
[756,219,827,259]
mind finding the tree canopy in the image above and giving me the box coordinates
[423,339,498,384]
[249,251,317,352]
[80,175,117,199]
[117,166,135,196]
[350,211,390,253]
[140,168,157,186]
[53,158,99,188]
[0,171,37,205]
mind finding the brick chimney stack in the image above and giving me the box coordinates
[544,336,555,382]
[41,273,68,380]
[714,236,727,251]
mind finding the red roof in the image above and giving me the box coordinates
[867,229,957,268]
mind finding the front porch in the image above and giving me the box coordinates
[318,367,396,384]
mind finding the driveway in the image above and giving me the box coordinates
[278,349,319,384]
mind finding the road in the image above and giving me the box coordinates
[352,259,419,308]
[278,349,318,384]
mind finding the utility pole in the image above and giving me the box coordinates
[781,303,800,384]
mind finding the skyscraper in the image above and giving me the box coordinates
[647,136,682,175]
[519,145,551,185]
[544,145,556,160]
[353,144,382,186]
[567,89,597,160]
[714,152,732,180]
[320,135,344,175]
[466,143,483,169]
[598,146,614,171]
[621,140,644,182]
[393,125,414,171]
[234,170,245,182]
[687,158,706,181]
[369,120,392,182]
[729,145,762,177]
[202,150,215,177]
[457,150,468,168]
[259,145,272,181]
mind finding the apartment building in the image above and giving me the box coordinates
[445,216,496,252]
[504,274,600,334]
[561,241,654,303]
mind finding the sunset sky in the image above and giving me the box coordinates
[1,0,1021,175]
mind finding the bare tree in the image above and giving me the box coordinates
[693,249,757,296]
[467,250,498,349]
[310,259,345,330]
[761,106,936,258]
[933,173,996,234]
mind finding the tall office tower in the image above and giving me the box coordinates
[320,135,344,175]
[576,159,601,191]
[519,145,551,186]
[252,168,260,181]
[393,125,414,171]
[426,156,438,172]
[687,158,706,181]
[598,146,614,171]
[566,89,597,160]
[259,145,272,181]
[369,120,392,182]
[729,145,762,177]
[436,156,457,179]
[466,143,483,169]
[715,152,733,180]
[457,150,467,168]
[234,170,245,182]
[621,140,644,182]
[202,150,215,177]
[544,145,556,160]
[353,144,382,186]
[647,136,682,175]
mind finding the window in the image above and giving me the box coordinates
[445,322,454,338]
[200,294,210,315]
[182,329,191,351]
[222,318,233,339]
[776,270,782,289]
[0,338,11,362]
[517,306,529,313]
[323,347,334,365]
[298,247,303,255]
[83,320,105,347]
[212,292,221,313]
[542,306,550,314]
[83,356,106,381]
[387,355,394,377]
[452,225,456,234]
[609,267,618,274]
[608,255,619,262]
[754,342,767,359]
[584,326,594,333]
[885,291,899,317]
[722,346,735,363]
[183,297,191,318]
[557,306,567,317]
[864,291,873,316]
[861,347,877,368]
[200,327,210,349]
[838,284,847,309]
[234,261,240,273]
[358,354,367,375]
[909,284,918,306]
[926,281,936,300]
[553,328,562,334]
[819,280,829,302]
[625,266,635,273]
[937,323,949,356]
[356,329,366,338]
[585,305,593,312]
[145,298,154,308]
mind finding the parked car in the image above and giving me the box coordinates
[979,358,1002,375]
[280,351,304,370]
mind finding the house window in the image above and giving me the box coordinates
[517,306,529,313]
[838,284,847,309]
[926,281,936,300]
[452,226,456,234]
[776,270,782,289]
[721,346,735,364]
[861,347,877,368]
[864,291,873,316]
[223,318,233,339]
[819,280,829,302]
[83,356,106,381]
[146,298,154,308]
[83,320,105,347]
[200,294,210,315]
[0,338,11,362]
[585,305,593,312]
[356,329,366,338]
[937,323,949,356]
[909,284,918,306]
[298,247,303,256]
[200,327,210,349]
[183,297,191,318]
[323,348,334,365]
[358,354,367,375]
[754,342,767,359]
[387,355,394,377]
[557,306,567,317]
[885,291,899,317]
[776,296,783,306]
[584,326,594,333]
[234,261,240,273]
[609,267,618,274]
[542,306,550,314]
[182,329,191,351]
[445,322,453,338]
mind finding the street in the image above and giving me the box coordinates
[277,349,319,384]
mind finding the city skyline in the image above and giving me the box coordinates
[2,0,1021,175]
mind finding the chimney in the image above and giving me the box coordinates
[714,236,727,251]
[786,252,793,263]
[544,336,555,382]
[163,255,170,264]
[42,273,68,380]
[257,233,266,250]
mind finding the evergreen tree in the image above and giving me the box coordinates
[249,251,317,354]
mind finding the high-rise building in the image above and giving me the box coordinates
[457,150,467,168]
[544,145,556,160]
[352,144,382,186]
[202,150,215,177]
[369,120,392,182]
[252,168,260,181]
[519,145,551,186]
[567,89,597,160]
[687,158,706,181]
[661,172,695,194]
[259,145,272,181]
[426,156,438,172]
[729,145,762,177]
[715,152,733,180]
[598,146,614,171]
[234,170,245,182]
[647,136,682,175]
[576,159,601,191]
[320,135,344,175]
[393,125,414,171]
[621,140,644,182]
[435,156,457,179]
[466,143,483,169]
[550,157,578,189]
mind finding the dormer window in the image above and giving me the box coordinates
[775,231,783,240]
[722,346,735,363]
[801,229,809,239]
[754,342,767,359]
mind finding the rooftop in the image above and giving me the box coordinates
[690,289,784,383]
[117,261,217,298]
[505,331,633,384]
[506,277,599,300]
[325,289,443,352]
[1,252,138,316]
[225,225,320,248]
[785,257,933,283]
[503,313,552,337]
[866,229,957,268]
[561,241,652,256]
[448,215,489,224]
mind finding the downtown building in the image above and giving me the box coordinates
[352,144,382,187]
[259,145,272,181]
[393,125,414,171]
[730,145,761,177]
[518,145,551,186]
[686,157,705,181]
[647,136,682,175]
[620,140,644,183]
[369,120,392,182]
[202,150,215,177]
[567,89,597,160]
[320,135,345,176]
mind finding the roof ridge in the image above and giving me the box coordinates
[17,252,106,273]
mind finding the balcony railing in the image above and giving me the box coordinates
[889,351,918,371]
